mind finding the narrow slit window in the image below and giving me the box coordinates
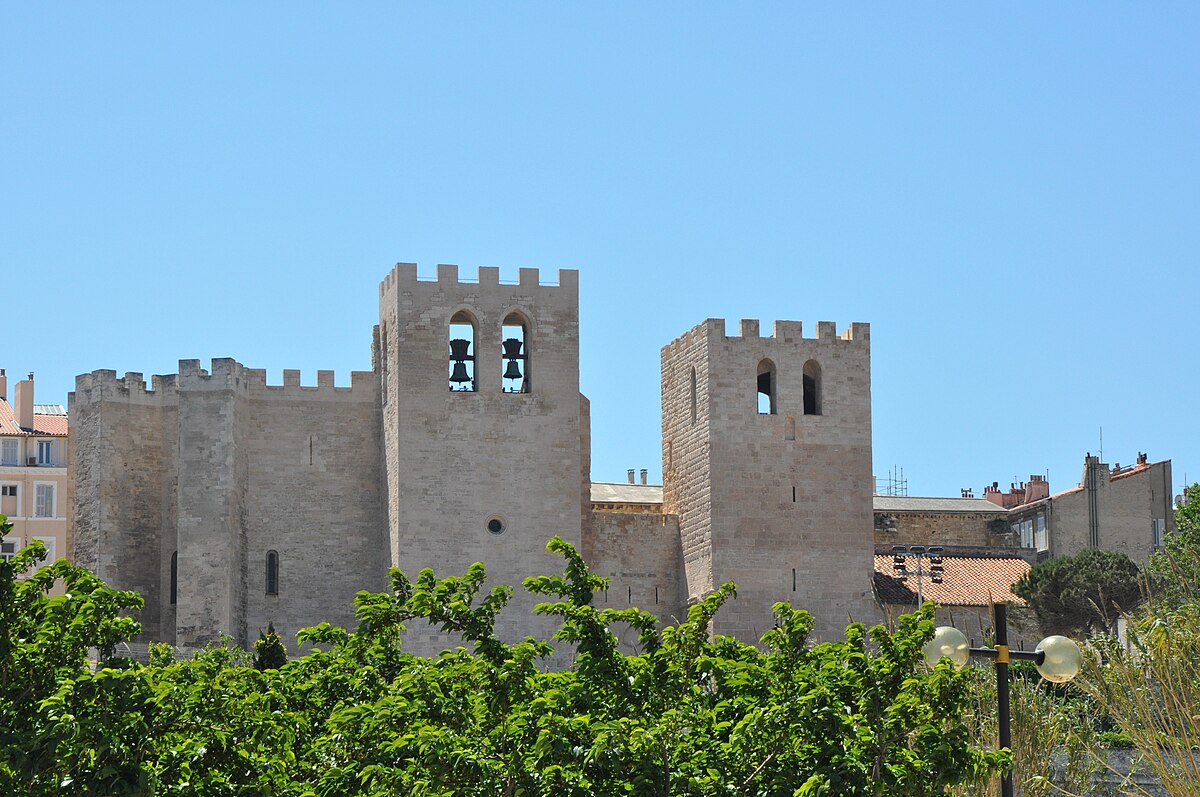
[380,324,389,404]
[757,359,777,415]
[266,550,279,596]
[803,359,822,415]
[449,311,477,392]
[792,568,797,591]
[689,367,698,425]
[170,551,178,605]
[502,312,529,393]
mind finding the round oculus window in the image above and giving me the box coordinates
[487,517,505,535]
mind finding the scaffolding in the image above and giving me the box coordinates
[875,465,908,497]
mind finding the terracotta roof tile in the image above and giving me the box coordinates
[873,553,1029,607]
[0,400,68,437]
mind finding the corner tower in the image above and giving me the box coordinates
[377,264,583,652]
[662,318,878,641]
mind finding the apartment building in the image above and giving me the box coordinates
[0,370,69,566]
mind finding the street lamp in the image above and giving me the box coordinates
[891,545,944,604]
[923,603,1082,797]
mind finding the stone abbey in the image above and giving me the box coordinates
[69,263,880,653]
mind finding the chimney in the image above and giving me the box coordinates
[1137,452,1148,465]
[14,373,34,431]
[0,368,6,401]
[627,469,635,484]
[640,468,648,485]
[1026,474,1049,502]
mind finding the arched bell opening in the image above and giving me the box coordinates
[448,310,478,392]
[803,359,822,416]
[502,311,530,393]
[757,359,777,415]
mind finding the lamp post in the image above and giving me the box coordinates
[923,603,1082,797]
[891,545,944,604]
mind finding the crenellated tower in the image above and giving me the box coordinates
[661,318,878,641]
[70,360,383,651]
[377,264,583,653]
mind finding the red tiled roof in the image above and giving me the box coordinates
[873,554,1030,607]
[0,400,68,437]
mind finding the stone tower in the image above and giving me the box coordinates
[661,318,878,641]
[70,360,383,651]
[377,264,583,653]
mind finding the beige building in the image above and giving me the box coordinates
[984,453,1174,566]
[66,261,1178,654]
[0,370,69,568]
[70,263,880,654]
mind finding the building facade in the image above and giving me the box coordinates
[70,264,881,652]
[984,454,1175,566]
[1,370,69,569]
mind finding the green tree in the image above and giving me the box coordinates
[1149,483,1200,605]
[1013,548,1143,637]
[1,521,1008,796]
[0,514,150,795]
[252,622,288,671]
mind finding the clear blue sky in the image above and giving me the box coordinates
[3,5,1197,500]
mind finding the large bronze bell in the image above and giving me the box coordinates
[449,338,473,360]
[501,338,523,359]
[503,359,523,380]
[450,362,472,384]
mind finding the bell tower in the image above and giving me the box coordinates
[661,318,878,641]
[377,264,582,653]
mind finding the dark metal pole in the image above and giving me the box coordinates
[994,602,1013,797]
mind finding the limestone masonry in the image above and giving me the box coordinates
[70,262,1175,654]
[70,263,882,652]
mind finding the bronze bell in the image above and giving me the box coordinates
[502,338,523,359]
[503,359,523,380]
[449,338,472,360]
[450,362,472,384]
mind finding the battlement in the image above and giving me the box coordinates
[379,262,579,296]
[75,359,376,403]
[663,318,870,355]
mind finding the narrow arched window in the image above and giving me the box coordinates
[449,311,477,392]
[502,312,529,393]
[757,359,776,415]
[170,551,177,605]
[266,550,279,596]
[803,359,822,415]
[689,367,698,425]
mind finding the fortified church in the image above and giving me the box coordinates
[70,262,879,654]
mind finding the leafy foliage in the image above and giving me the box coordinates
[1148,483,1200,606]
[252,622,288,671]
[1013,548,1143,637]
[1,519,1005,796]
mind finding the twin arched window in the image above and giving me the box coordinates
[448,311,531,393]
[755,358,822,416]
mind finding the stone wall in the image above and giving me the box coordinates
[71,370,178,642]
[873,508,1016,548]
[70,360,382,652]
[663,319,879,641]
[584,510,684,636]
